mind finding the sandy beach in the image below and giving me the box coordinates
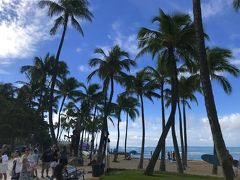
[6,155,240,180]
[108,155,223,177]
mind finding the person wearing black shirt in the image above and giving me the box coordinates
[41,147,52,178]
[50,145,59,178]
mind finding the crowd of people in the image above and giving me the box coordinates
[0,144,68,180]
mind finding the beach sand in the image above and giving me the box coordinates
[6,155,240,180]
[109,155,223,177]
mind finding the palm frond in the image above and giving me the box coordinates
[71,15,84,36]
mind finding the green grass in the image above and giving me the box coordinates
[100,170,223,180]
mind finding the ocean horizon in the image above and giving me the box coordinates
[110,146,240,160]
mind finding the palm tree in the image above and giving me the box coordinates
[143,56,169,171]
[205,47,239,174]
[56,77,80,139]
[76,83,102,160]
[192,0,235,179]
[206,47,240,94]
[140,10,196,175]
[39,0,93,143]
[113,94,139,162]
[125,70,160,169]
[178,75,199,167]
[88,45,136,163]
[112,95,124,162]
[20,54,52,120]
[233,0,240,10]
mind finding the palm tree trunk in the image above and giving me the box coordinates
[212,145,218,174]
[114,116,121,162]
[57,96,66,139]
[177,100,185,170]
[90,106,97,161]
[124,112,129,159]
[59,127,64,140]
[145,47,178,176]
[48,17,68,144]
[97,77,114,163]
[171,118,184,173]
[79,128,85,158]
[193,1,234,179]
[138,94,145,169]
[183,101,188,167]
[159,83,166,172]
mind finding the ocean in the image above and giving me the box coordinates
[113,146,240,160]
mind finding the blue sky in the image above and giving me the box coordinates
[0,0,240,147]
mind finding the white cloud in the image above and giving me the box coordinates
[0,0,52,64]
[76,48,82,53]
[201,0,231,18]
[187,0,231,19]
[103,21,139,57]
[78,65,91,73]
[108,113,240,147]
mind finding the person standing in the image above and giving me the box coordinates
[0,144,9,180]
[50,145,60,178]
[11,150,21,180]
[41,147,52,178]
[20,147,31,180]
[28,148,38,178]
[59,146,68,166]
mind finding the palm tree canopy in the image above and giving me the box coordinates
[115,94,140,120]
[57,77,80,99]
[138,9,196,71]
[125,70,161,102]
[233,0,240,11]
[178,75,199,108]
[206,47,240,94]
[88,45,136,84]
[39,0,93,35]
[143,55,170,90]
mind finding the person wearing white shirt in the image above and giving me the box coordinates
[0,144,9,180]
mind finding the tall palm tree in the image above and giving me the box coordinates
[56,77,80,139]
[192,0,235,179]
[125,70,160,169]
[140,9,196,175]
[113,94,139,162]
[123,96,139,160]
[143,56,169,171]
[178,75,199,167]
[88,45,136,163]
[205,47,240,174]
[39,0,93,142]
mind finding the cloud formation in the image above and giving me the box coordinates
[109,113,240,147]
[0,0,52,64]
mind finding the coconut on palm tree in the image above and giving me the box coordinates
[39,0,93,142]
[139,9,196,175]
[88,45,136,163]
[192,0,235,179]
